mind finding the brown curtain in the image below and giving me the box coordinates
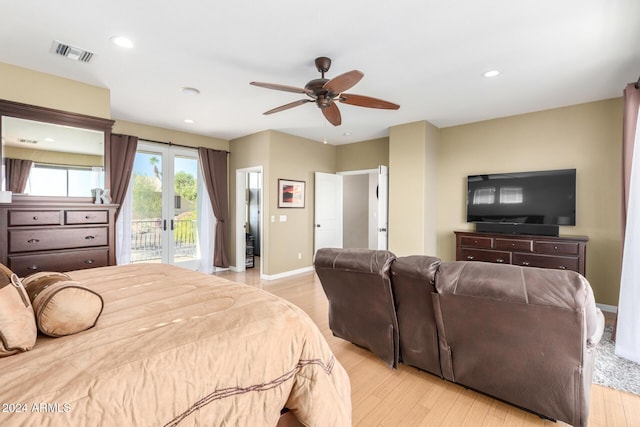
[198,148,229,268]
[5,158,33,193]
[109,134,138,221]
[622,82,640,234]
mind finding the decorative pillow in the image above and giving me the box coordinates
[0,263,37,357]
[22,272,104,337]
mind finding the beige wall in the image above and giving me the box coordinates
[112,120,228,151]
[229,131,271,272]
[437,98,623,306]
[336,137,389,171]
[229,130,335,276]
[0,62,110,118]
[388,120,439,256]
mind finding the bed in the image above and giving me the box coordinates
[0,263,351,426]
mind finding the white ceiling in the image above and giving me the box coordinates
[1,0,639,145]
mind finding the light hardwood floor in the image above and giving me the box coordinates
[216,264,640,427]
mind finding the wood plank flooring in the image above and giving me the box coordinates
[216,265,640,427]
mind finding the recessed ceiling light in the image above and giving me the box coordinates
[181,87,200,96]
[482,70,500,78]
[110,36,134,49]
[184,119,195,124]
[343,132,352,137]
[44,137,55,142]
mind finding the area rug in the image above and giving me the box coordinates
[592,326,640,396]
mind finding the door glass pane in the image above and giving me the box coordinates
[173,156,198,263]
[131,152,163,263]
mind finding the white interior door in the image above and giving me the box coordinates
[314,172,343,254]
[377,165,389,250]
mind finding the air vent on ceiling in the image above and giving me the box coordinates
[18,138,38,144]
[51,40,94,63]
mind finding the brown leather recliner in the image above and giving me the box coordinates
[432,261,604,427]
[314,248,399,368]
[390,255,442,377]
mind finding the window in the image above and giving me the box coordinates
[472,187,496,205]
[499,186,523,204]
[26,164,104,197]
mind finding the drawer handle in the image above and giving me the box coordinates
[27,265,39,271]
[466,255,475,260]
[85,215,92,219]
[27,238,40,244]
[554,246,559,251]
[521,261,530,266]
[496,258,505,263]
[84,235,96,240]
[84,259,95,265]
[32,216,38,220]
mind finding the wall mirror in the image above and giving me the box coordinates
[0,99,114,200]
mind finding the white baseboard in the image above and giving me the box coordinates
[597,303,617,313]
[261,266,314,281]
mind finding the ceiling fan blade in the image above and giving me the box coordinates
[323,70,364,94]
[339,93,400,110]
[250,81,312,95]
[263,99,312,115]
[322,102,342,126]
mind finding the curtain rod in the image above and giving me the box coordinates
[137,136,229,153]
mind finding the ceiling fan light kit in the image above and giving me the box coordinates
[250,57,399,127]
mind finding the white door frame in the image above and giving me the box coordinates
[235,166,263,274]
[338,168,388,249]
[134,141,201,269]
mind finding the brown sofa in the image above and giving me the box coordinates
[313,248,604,427]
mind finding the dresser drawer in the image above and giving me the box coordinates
[8,210,61,226]
[495,238,533,252]
[9,248,109,277]
[9,227,108,253]
[534,241,579,256]
[65,210,109,224]
[512,253,579,272]
[459,236,493,248]
[460,248,511,264]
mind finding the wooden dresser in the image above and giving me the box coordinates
[454,230,588,276]
[0,199,118,277]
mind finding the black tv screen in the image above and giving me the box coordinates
[466,169,576,226]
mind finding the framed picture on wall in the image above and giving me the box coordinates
[278,179,305,208]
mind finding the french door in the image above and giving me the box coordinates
[130,142,201,269]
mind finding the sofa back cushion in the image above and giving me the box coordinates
[433,261,601,426]
[390,255,442,376]
[314,248,399,367]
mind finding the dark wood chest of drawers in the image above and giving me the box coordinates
[454,231,588,276]
[0,200,118,277]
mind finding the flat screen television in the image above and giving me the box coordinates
[466,168,576,236]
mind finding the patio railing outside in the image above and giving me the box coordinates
[131,219,197,262]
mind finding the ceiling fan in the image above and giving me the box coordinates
[250,57,400,126]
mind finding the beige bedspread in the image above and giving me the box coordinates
[0,264,351,426]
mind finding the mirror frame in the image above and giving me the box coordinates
[0,99,115,202]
